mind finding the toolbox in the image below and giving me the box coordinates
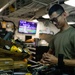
[14,61,27,69]
[0,58,13,66]
[0,58,14,70]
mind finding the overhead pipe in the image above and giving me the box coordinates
[33,0,48,6]
[0,0,16,12]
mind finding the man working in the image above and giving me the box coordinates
[41,4,75,75]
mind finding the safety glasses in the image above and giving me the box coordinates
[50,12,63,24]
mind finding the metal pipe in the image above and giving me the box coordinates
[33,0,48,6]
[0,0,16,12]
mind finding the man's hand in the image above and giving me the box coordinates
[41,53,58,65]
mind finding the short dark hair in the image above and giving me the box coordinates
[48,4,65,16]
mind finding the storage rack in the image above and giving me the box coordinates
[0,38,29,74]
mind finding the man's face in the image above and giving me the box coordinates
[50,12,65,29]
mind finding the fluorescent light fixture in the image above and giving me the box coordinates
[65,0,75,7]
[68,22,75,24]
[32,19,38,22]
[42,14,50,19]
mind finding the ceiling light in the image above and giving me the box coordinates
[68,22,75,24]
[42,14,50,19]
[65,0,75,7]
[32,19,38,22]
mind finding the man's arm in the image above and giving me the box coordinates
[64,59,75,66]
[41,52,75,67]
